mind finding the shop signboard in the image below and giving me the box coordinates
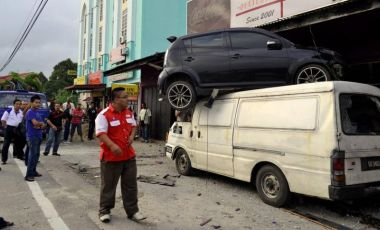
[74,76,86,85]
[110,44,126,64]
[111,83,139,101]
[88,71,103,84]
[187,0,349,33]
[107,71,134,82]
[187,0,230,34]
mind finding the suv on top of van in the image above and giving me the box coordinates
[158,27,345,110]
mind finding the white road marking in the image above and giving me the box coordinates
[15,159,70,230]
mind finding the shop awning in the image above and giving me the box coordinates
[104,52,165,76]
[64,84,106,91]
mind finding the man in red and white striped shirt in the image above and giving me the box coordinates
[70,103,84,142]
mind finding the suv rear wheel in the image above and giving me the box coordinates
[166,80,196,111]
[295,64,331,84]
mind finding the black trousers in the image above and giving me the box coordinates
[99,158,139,217]
[1,126,24,162]
[88,120,95,139]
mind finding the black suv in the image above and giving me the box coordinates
[158,28,345,110]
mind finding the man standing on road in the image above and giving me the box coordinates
[95,87,146,223]
[70,103,84,142]
[25,95,45,182]
[43,103,65,156]
[87,102,97,140]
[1,99,23,164]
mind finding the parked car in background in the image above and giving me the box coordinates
[0,90,49,136]
[158,27,345,110]
[165,82,380,207]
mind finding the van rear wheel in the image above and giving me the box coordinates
[175,149,192,176]
[256,165,289,207]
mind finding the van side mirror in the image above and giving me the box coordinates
[267,40,282,50]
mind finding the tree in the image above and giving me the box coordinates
[44,58,77,99]
[0,72,43,91]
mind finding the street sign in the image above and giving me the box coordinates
[67,70,77,76]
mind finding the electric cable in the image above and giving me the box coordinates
[0,0,49,72]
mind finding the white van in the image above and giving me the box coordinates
[165,81,380,207]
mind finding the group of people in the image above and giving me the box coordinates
[0,90,156,226]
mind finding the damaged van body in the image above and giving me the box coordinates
[165,81,380,207]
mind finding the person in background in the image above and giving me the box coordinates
[62,98,75,110]
[16,101,29,163]
[43,103,65,156]
[138,102,151,143]
[70,103,84,142]
[95,87,145,223]
[25,95,46,182]
[63,103,73,143]
[1,99,23,164]
[87,102,97,141]
[20,103,31,166]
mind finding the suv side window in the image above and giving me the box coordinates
[230,32,272,49]
[190,33,224,53]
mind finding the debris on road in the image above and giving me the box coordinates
[235,208,240,212]
[137,175,176,186]
[163,174,181,179]
[211,224,221,229]
[197,193,202,196]
[200,218,212,226]
[216,202,221,205]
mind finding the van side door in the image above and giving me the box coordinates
[203,99,238,176]
[189,105,208,170]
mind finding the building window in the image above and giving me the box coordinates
[81,4,87,34]
[90,9,93,29]
[99,0,103,21]
[98,57,102,70]
[83,38,86,60]
[89,34,93,57]
[98,27,103,52]
[121,9,128,41]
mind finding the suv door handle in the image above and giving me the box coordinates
[230,53,241,59]
[184,56,195,62]
[198,131,201,138]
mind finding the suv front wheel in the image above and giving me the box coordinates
[166,81,196,111]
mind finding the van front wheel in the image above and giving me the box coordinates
[256,165,289,207]
[175,149,192,176]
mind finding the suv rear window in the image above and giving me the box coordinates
[185,33,224,53]
[230,32,271,49]
[340,94,380,135]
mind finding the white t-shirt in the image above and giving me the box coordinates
[139,108,151,124]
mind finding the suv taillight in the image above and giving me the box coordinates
[331,150,346,186]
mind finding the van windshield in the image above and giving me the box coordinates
[340,94,380,135]
[0,93,48,109]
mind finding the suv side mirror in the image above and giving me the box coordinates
[267,40,282,50]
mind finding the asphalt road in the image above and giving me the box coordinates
[0,139,379,230]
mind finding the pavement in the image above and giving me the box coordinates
[0,138,379,230]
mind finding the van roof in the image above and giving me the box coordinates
[218,81,380,100]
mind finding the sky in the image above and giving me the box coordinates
[0,0,80,78]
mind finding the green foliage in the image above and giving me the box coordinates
[44,58,77,99]
[55,89,78,104]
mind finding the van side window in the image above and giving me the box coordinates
[340,94,380,135]
[237,97,318,130]
[199,100,235,127]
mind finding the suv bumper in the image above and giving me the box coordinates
[157,70,169,95]
[329,182,380,200]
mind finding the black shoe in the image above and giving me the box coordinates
[25,177,35,182]
[52,153,61,156]
[34,172,42,177]
[1,162,6,165]
[43,152,49,156]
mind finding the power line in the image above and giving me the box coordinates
[0,0,49,73]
